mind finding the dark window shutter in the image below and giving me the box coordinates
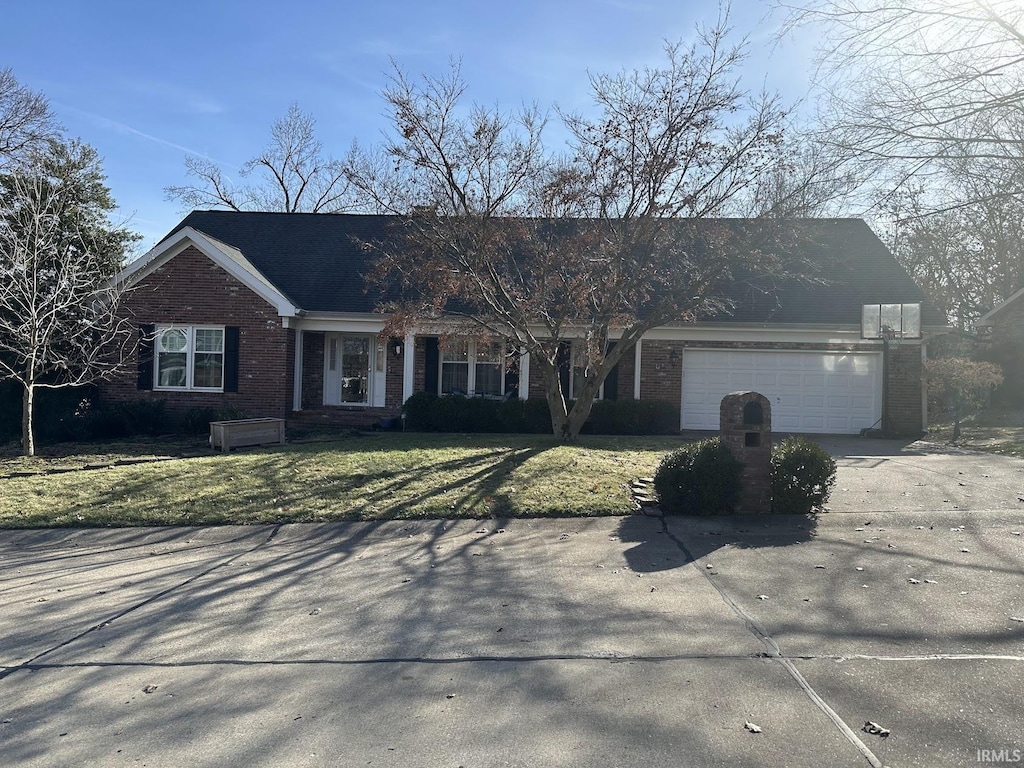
[505,348,520,397]
[137,324,155,390]
[557,341,571,397]
[224,327,240,393]
[424,337,439,394]
[604,343,619,402]
[603,367,619,401]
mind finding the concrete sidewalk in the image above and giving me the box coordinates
[1,439,1023,767]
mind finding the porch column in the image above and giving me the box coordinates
[633,339,642,400]
[292,328,304,412]
[402,332,415,404]
[518,348,530,399]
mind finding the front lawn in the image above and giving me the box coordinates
[0,433,680,528]
[925,410,1024,458]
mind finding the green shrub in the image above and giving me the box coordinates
[654,438,742,515]
[178,405,246,435]
[402,392,440,431]
[403,393,678,435]
[0,380,22,440]
[522,398,553,433]
[116,399,170,437]
[70,396,131,440]
[497,397,526,432]
[770,437,837,515]
[462,396,502,432]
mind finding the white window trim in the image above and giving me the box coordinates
[440,340,506,397]
[154,324,226,393]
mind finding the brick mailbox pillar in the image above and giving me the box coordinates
[720,391,772,513]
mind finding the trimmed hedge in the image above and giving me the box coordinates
[770,437,837,515]
[583,398,679,435]
[653,437,742,514]
[402,394,679,435]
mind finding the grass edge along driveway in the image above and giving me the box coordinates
[0,433,680,528]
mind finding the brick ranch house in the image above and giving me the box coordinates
[105,211,947,436]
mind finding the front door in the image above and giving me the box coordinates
[323,334,371,406]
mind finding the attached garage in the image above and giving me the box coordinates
[681,349,882,434]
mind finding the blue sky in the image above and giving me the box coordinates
[2,0,814,251]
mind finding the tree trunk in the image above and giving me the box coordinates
[544,366,603,442]
[22,383,36,457]
[544,367,573,441]
[952,391,961,442]
[538,338,635,442]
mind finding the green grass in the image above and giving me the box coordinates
[0,433,681,528]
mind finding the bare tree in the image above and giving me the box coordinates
[166,103,353,213]
[881,176,1024,330]
[0,140,136,456]
[925,357,1003,441]
[779,0,1024,199]
[739,134,866,217]
[0,68,59,170]
[347,20,798,441]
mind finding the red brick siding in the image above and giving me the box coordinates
[104,246,292,419]
[386,341,405,411]
[413,337,428,394]
[640,341,685,402]
[885,343,924,436]
[301,332,325,409]
[527,351,548,398]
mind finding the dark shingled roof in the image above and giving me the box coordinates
[170,210,946,327]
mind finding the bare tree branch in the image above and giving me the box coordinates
[166,103,354,213]
[0,68,59,170]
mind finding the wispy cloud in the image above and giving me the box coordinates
[117,78,228,115]
[56,102,221,161]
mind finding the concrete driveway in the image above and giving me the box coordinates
[1,438,1022,767]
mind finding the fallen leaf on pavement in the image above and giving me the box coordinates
[862,721,890,738]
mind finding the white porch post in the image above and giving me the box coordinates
[292,326,304,412]
[402,332,416,404]
[633,339,642,400]
[518,348,530,399]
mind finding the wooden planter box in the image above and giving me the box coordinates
[210,418,286,452]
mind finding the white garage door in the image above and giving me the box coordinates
[681,349,882,434]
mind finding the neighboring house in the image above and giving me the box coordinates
[106,211,947,436]
[976,288,1024,404]
[977,288,1024,340]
